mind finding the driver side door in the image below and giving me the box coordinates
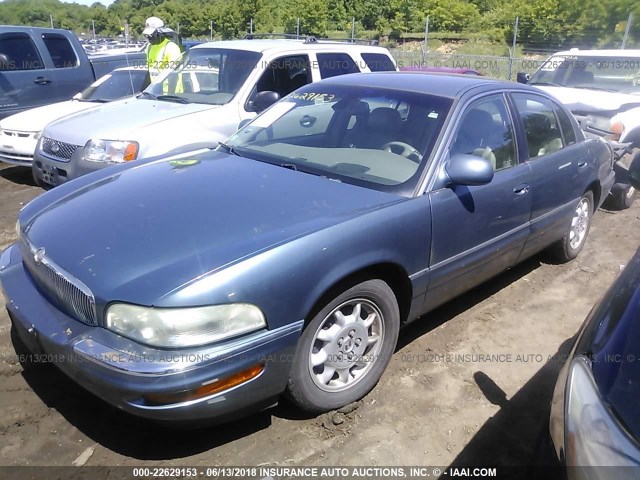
[424,93,532,311]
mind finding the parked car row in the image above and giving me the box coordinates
[0,26,145,120]
[519,48,640,210]
[0,67,150,167]
[1,30,639,476]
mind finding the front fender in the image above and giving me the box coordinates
[160,196,433,330]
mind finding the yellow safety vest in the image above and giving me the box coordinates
[146,39,181,83]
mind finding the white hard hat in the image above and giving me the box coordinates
[143,17,164,36]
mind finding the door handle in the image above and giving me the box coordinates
[33,77,51,85]
[577,160,588,168]
[513,184,530,196]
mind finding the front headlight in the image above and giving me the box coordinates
[33,131,42,140]
[105,303,266,348]
[84,139,139,163]
[565,356,640,467]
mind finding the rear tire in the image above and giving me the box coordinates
[549,191,593,263]
[286,279,400,413]
[605,183,636,210]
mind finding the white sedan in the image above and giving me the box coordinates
[0,67,150,167]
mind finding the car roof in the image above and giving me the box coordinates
[550,49,640,57]
[191,39,389,54]
[315,71,529,98]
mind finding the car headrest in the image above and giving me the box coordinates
[369,107,402,132]
[523,113,552,136]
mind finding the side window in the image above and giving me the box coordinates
[255,55,310,99]
[0,33,43,71]
[41,34,79,68]
[361,53,396,72]
[316,52,359,78]
[513,94,564,159]
[451,94,516,172]
[554,105,577,146]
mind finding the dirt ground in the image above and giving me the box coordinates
[0,162,638,472]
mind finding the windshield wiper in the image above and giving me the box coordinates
[139,91,157,100]
[80,98,109,103]
[156,95,190,104]
[217,141,240,156]
[570,85,618,93]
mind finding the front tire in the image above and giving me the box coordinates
[286,279,400,413]
[550,191,593,263]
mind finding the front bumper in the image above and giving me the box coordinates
[32,145,112,187]
[0,244,303,425]
[0,136,37,166]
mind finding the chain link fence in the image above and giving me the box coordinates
[391,49,545,80]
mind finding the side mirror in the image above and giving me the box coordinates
[516,72,530,84]
[252,91,280,113]
[445,154,494,186]
[237,118,252,130]
[0,53,10,70]
[629,151,640,190]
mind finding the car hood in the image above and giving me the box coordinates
[535,86,640,114]
[42,98,217,146]
[590,247,640,441]
[0,100,96,132]
[22,152,402,305]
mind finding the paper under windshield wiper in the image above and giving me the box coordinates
[156,95,190,104]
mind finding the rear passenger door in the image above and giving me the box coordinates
[39,32,94,103]
[510,93,590,255]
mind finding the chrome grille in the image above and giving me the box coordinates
[41,137,79,161]
[21,239,97,326]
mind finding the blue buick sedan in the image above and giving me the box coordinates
[0,73,616,425]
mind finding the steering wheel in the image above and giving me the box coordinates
[382,141,423,162]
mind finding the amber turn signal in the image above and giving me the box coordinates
[144,363,264,406]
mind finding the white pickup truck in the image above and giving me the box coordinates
[32,36,396,188]
[520,49,640,209]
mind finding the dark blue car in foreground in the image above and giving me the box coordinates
[0,73,616,425]
[548,156,640,474]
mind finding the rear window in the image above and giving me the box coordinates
[0,33,43,71]
[42,34,78,68]
[361,53,396,72]
[316,53,360,78]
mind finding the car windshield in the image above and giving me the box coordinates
[224,85,452,193]
[79,69,150,102]
[143,48,261,105]
[530,55,640,95]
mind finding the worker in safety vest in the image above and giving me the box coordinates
[143,16,182,83]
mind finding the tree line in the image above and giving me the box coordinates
[0,0,637,49]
